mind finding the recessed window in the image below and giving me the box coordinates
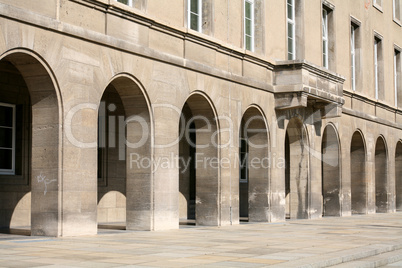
[188,0,202,32]
[351,22,361,91]
[395,48,401,107]
[0,103,16,175]
[116,0,133,7]
[374,36,384,100]
[322,8,329,68]
[351,24,356,91]
[287,0,296,60]
[244,0,255,51]
[374,0,382,7]
[322,3,335,70]
[394,0,402,22]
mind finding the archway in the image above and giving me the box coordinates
[239,106,269,222]
[396,141,402,211]
[97,75,152,231]
[179,93,219,226]
[350,131,367,214]
[375,137,388,213]
[321,124,341,217]
[285,117,309,219]
[0,51,61,236]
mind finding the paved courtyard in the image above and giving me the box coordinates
[1,213,402,267]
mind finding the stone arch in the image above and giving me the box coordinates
[321,123,341,217]
[0,49,62,236]
[285,117,309,219]
[375,136,389,213]
[239,105,269,222]
[396,141,402,211]
[350,130,367,214]
[179,91,220,226]
[97,74,153,231]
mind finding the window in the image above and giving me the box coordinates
[351,24,357,91]
[0,103,16,175]
[322,3,335,70]
[394,0,402,22]
[244,0,254,51]
[287,0,296,60]
[188,0,202,32]
[239,138,248,182]
[374,38,379,99]
[322,8,329,68]
[374,36,384,100]
[116,0,133,6]
[350,19,361,92]
[373,0,382,8]
[395,48,401,107]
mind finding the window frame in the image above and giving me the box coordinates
[287,0,296,60]
[374,37,380,100]
[351,24,356,91]
[244,0,255,51]
[394,0,402,25]
[115,0,133,7]
[0,102,16,175]
[373,0,383,12]
[322,8,329,69]
[188,0,202,32]
[395,47,401,107]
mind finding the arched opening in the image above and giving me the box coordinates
[239,107,269,222]
[179,93,219,226]
[321,124,341,217]
[97,76,152,231]
[396,141,402,211]
[0,51,61,236]
[375,137,388,213]
[285,118,309,219]
[350,131,367,214]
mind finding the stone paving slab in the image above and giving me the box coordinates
[1,213,402,267]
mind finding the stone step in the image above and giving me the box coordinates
[330,248,402,268]
[272,242,402,268]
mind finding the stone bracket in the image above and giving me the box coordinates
[274,92,308,110]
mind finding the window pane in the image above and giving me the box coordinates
[0,149,12,170]
[0,128,13,148]
[288,23,294,39]
[117,0,129,5]
[288,38,294,55]
[190,14,199,30]
[246,36,251,50]
[190,0,198,13]
[0,106,13,127]
[245,2,252,19]
[287,1,294,20]
[396,0,401,20]
[245,19,251,35]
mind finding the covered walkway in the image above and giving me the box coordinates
[1,213,402,267]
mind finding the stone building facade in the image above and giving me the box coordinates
[0,0,401,236]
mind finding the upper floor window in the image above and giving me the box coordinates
[394,0,402,23]
[244,0,255,51]
[322,8,329,68]
[322,3,335,70]
[351,24,356,91]
[373,0,382,7]
[116,0,133,6]
[188,0,202,32]
[287,0,296,60]
[374,35,384,100]
[0,103,15,175]
[395,48,401,107]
